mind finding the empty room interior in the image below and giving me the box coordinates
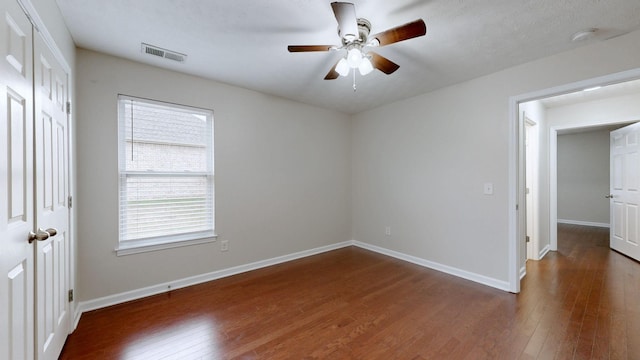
[2,0,640,359]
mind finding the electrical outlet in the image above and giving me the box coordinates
[483,182,494,195]
[385,226,391,236]
[221,240,229,252]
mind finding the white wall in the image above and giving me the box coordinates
[557,130,612,225]
[75,49,352,302]
[352,29,640,285]
[547,92,640,128]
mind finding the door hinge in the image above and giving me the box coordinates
[526,235,531,243]
[66,101,71,115]
[68,195,72,208]
[68,289,74,302]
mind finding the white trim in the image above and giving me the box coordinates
[353,241,511,291]
[72,306,82,331]
[519,265,526,280]
[77,241,353,314]
[508,67,640,295]
[115,235,218,256]
[538,244,551,259]
[557,219,610,228]
[549,127,559,251]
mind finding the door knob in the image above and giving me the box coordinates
[27,228,57,244]
[28,228,50,243]
[605,194,614,199]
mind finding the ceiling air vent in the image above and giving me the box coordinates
[141,43,187,63]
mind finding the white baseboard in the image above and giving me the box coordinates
[352,241,511,292]
[76,241,353,318]
[557,219,610,228]
[520,266,526,280]
[538,244,551,259]
[72,303,82,331]
[75,240,512,327]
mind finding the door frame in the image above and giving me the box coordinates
[18,0,76,332]
[508,67,640,293]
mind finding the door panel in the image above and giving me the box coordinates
[34,30,70,360]
[610,123,640,261]
[613,153,623,190]
[0,0,34,359]
[7,262,28,360]
[9,91,26,218]
[613,201,623,241]
[627,204,638,245]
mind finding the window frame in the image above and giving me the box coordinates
[115,95,216,256]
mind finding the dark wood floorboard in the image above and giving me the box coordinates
[59,224,640,359]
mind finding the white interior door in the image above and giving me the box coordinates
[525,122,534,260]
[517,110,526,281]
[0,1,35,359]
[33,30,70,360]
[610,122,640,261]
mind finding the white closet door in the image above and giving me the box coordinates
[0,0,35,358]
[33,28,71,360]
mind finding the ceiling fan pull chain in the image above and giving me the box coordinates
[353,70,357,92]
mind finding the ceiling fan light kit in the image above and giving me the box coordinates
[288,2,426,88]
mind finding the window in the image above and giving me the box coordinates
[116,95,215,255]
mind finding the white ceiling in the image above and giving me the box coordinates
[55,0,640,114]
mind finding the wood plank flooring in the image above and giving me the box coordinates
[59,224,640,359]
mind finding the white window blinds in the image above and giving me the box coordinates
[118,95,214,247]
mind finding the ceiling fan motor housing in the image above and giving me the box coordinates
[340,18,371,45]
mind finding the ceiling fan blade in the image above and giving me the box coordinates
[331,2,358,41]
[370,19,426,46]
[370,52,400,74]
[288,45,334,52]
[324,61,340,80]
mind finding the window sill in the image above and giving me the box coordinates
[115,233,218,256]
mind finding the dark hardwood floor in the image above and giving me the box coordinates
[59,224,640,359]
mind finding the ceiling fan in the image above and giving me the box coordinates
[288,2,427,80]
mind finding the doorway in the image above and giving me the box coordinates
[509,68,640,293]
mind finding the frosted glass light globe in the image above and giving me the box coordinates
[335,58,350,77]
[347,48,363,68]
[358,57,373,75]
